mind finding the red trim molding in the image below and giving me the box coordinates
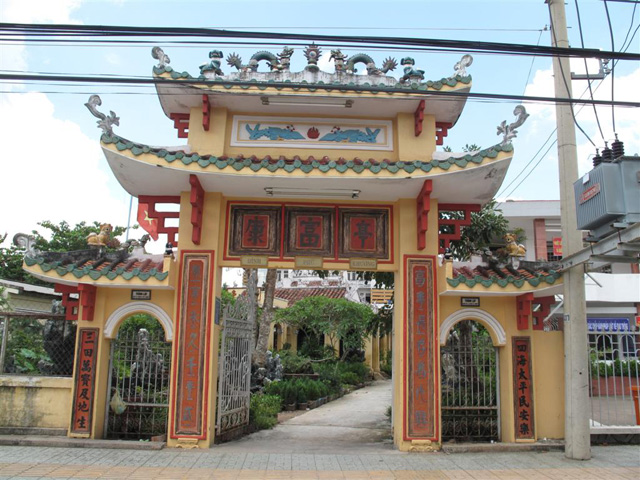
[169,113,190,138]
[532,296,555,331]
[517,293,534,330]
[202,95,210,132]
[416,180,432,251]
[138,195,181,247]
[189,175,205,245]
[78,284,97,322]
[414,100,425,137]
[437,203,480,254]
[435,122,453,146]
[54,284,79,321]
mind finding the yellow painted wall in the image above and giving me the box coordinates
[187,107,436,164]
[0,376,72,429]
[438,295,565,443]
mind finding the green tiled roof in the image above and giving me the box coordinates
[447,263,561,289]
[102,133,513,174]
[24,255,168,283]
[152,65,472,92]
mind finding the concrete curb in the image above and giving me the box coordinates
[0,435,165,450]
[441,441,565,454]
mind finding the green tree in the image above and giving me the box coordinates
[275,296,373,361]
[0,220,127,284]
[445,200,509,261]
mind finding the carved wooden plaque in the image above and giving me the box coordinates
[228,205,281,257]
[70,328,99,435]
[512,337,535,441]
[339,208,389,259]
[405,256,438,441]
[284,207,334,258]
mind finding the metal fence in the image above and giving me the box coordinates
[441,320,500,442]
[0,312,76,376]
[588,330,640,430]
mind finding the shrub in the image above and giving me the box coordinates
[278,350,313,374]
[295,380,308,404]
[313,363,341,393]
[338,361,371,383]
[250,394,281,430]
[263,381,281,397]
[340,371,360,385]
[381,350,392,377]
[306,380,320,401]
[281,381,297,405]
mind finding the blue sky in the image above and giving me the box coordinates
[1,0,638,251]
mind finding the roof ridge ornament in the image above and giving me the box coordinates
[13,233,40,258]
[85,95,120,135]
[151,46,170,68]
[453,54,473,77]
[497,105,529,145]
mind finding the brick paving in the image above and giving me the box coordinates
[0,445,638,479]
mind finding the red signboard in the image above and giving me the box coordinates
[579,183,601,204]
[552,237,563,257]
[513,337,535,441]
[241,214,270,249]
[173,253,212,438]
[295,215,324,250]
[349,217,376,251]
[405,256,438,441]
[70,328,99,435]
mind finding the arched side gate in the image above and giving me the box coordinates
[104,316,172,440]
[441,320,500,442]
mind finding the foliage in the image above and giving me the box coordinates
[277,350,314,374]
[3,317,50,374]
[366,303,393,338]
[590,358,640,378]
[0,286,10,312]
[445,200,509,261]
[220,289,236,311]
[380,349,392,377]
[314,269,394,288]
[339,371,360,385]
[249,394,281,430]
[275,297,373,361]
[0,220,128,285]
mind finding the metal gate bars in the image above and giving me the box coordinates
[441,320,499,442]
[216,295,253,435]
[105,320,171,440]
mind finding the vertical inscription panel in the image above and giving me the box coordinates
[173,253,212,438]
[512,337,535,441]
[70,328,99,435]
[405,256,438,441]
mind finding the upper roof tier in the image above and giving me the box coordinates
[151,46,473,125]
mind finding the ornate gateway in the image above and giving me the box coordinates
[216,294,254,435]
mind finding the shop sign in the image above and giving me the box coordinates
[460,297,480,307]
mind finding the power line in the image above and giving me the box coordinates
[2,72,638,107]
[574,0,605,142]
[1,23,638,61]
[604,0,617,132]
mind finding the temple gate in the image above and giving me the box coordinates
[16,44,567,451]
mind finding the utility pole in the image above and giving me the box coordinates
[546,0,591,460]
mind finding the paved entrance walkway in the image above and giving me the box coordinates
[217,379,394,454]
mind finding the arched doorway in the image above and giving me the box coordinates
[441,320,499,442]
[104,314,172,440]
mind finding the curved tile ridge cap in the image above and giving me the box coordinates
[101,133,512,174]
[152,65,471,92]
[446,260,561,289]
[23,249,169,283]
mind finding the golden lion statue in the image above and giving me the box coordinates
[87,223,120,248]
[503,233,526,257]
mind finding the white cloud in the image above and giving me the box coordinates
[0,92,131,242]
[2,0,83,23]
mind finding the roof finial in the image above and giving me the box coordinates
[497,105,529,145]
[151,46,170,68]
[453,54,473,77]
[85,95,120,136]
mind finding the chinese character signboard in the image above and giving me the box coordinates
[405,256,438,441]
[552,237,562,257]
[226,203,392,262]
[285,207,334,257]
[339,209,389,259]
[172,252,213,438]
[70,328,99,435]
[512,337,535,441]
[228,205,281,256]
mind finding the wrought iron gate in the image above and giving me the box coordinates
[105,321,171,440]
[216,295,253,435]
[441,320,499,442]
